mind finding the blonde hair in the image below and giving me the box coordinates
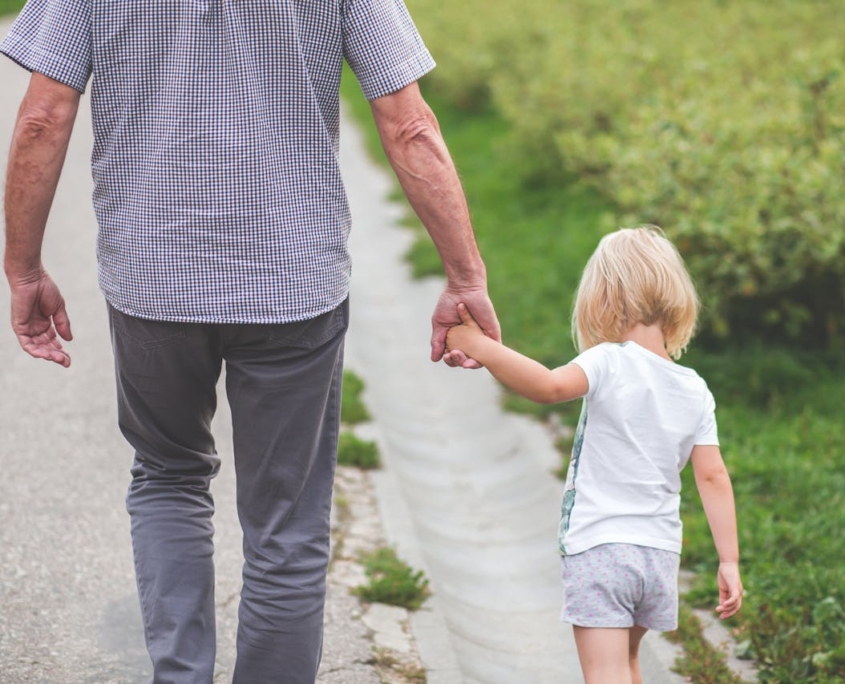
[572,225,699,359]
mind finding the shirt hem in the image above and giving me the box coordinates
[102,291,350,325]
[560,535,682,557]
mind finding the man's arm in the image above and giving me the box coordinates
[369,81,500,365]
[4,73,80,368]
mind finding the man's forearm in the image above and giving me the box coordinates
[386,124,485,286]
[5,74,80,281]
[371,84,485,289]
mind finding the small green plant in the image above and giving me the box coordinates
[341,370,371,425]
[352,547,430,611]
[337,431,381,469]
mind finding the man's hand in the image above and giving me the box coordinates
[431,287,500,368]
[9,270,72,367]
[4,72,80,369]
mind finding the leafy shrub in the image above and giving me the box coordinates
[352,547,430,611]
[411,0,845,347]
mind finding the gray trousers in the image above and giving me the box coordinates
[108,299,348,684]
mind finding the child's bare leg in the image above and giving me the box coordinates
[572,626,633,684]
[628,625,648,684]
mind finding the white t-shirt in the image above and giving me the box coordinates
[558,341,719,556]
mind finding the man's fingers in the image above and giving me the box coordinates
[53,306,73,341]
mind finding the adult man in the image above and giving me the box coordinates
[2,1,499,682]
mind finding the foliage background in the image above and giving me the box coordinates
[409,0,845,349]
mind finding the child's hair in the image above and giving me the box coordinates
[572,225,699,360]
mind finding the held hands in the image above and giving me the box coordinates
[8,270,73,367]
[715,562,743,620]
[444,303,488,367]
[431,287,499,369]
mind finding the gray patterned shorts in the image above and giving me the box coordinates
[560,543,681,631]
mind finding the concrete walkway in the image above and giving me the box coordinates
[0,14,685,682]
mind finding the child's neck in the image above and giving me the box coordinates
[621,323,672,361]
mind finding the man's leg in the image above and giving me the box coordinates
[109,305,223,684]
[225,301,348,684]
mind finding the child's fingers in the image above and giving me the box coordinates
[457,302,473,324]
[716,589,742,618]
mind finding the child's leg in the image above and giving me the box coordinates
[628,625,648,684]
[572,626,633,684]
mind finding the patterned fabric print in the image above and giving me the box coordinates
[560,543,681,631]
[558,403,587,555]
[1,0,435,324]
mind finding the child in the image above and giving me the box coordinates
[445,226,742,684]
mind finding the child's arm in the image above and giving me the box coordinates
[690,444,743,620]
[446,303,588,404]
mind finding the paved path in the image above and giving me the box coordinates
[0,14,685,682]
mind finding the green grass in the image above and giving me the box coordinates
[341,66,845,681]
[352,547,431,611]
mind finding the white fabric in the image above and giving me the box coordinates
[558,341,719,556]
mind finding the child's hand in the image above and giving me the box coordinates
[715,562,743,619]
[445,303,485,358]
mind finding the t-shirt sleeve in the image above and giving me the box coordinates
[570,344,611,400]
[695,388,720,446]
[0,0,92,93]
[342,0,435,100]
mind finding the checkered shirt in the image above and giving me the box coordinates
[1,0,435,323]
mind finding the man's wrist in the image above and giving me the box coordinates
[4,259,45,285]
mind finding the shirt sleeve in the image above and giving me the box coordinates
[569,344,612,400]
[342,0,436,100]
[694,388,720,446]
[0,0,92,93]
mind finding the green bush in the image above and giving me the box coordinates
[410,0,845,348]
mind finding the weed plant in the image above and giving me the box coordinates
[353,547,430,611]
[336,432,380,470]
[341,370,371,425]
